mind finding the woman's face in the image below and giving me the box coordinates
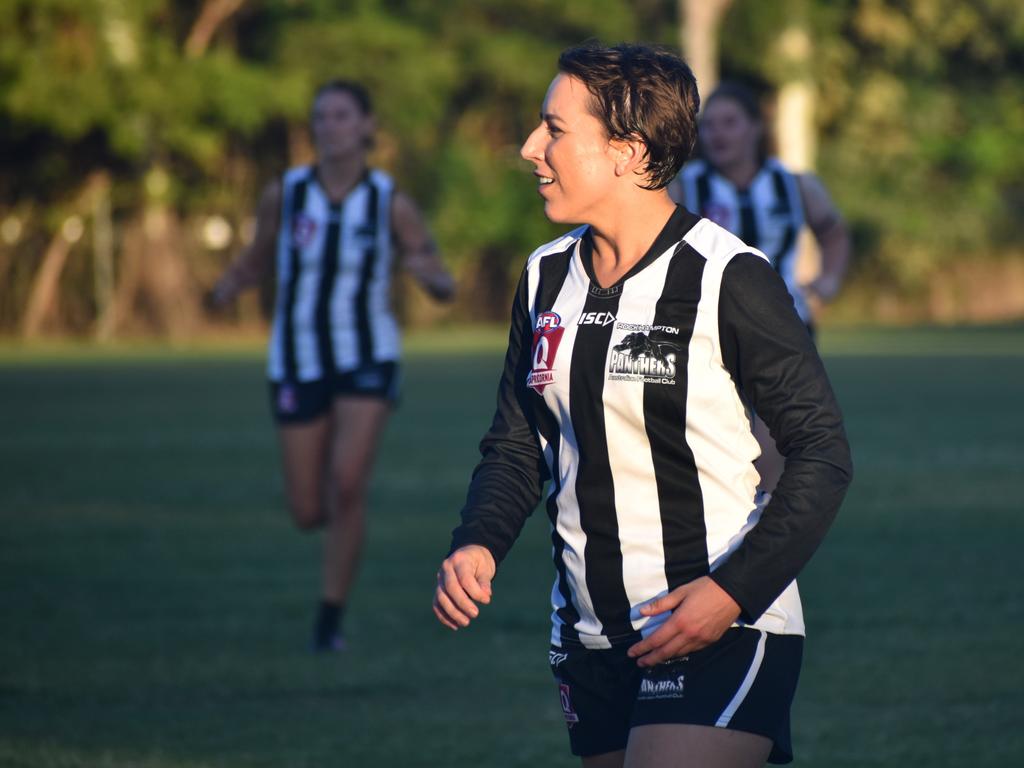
[520,74,621,224]
[311,89,373,161]
[699,96,761,170]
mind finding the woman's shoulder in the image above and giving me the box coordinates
[682,217,769,269]
[525,226,588,269]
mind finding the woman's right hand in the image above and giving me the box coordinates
[432,545,496,630]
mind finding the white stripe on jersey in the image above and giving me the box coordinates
[541,245,607,648]
[293,187,330,380]
[367,170,400,363]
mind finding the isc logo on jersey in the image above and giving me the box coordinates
[527,312,564,394]
[578,311,615,327]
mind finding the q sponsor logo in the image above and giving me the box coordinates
[292,213,318,249]
[527,311,564,394]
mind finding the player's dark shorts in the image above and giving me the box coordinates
[549,627,803,763]
[268,361,400,423]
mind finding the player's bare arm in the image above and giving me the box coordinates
[391,191,456,302]
[210,180,282,306]
[432,544,495,630]
[798,172,851,302]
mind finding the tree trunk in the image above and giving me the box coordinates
[21,173,107,338]
[184,0,246,58]
[679,0,734,100]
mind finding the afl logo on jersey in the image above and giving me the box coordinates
[292,213,318,249]
[526,311,564,394]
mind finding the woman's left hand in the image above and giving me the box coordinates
[627,577,742,667]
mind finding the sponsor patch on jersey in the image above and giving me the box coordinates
[292,213,318,249]
[558,682,580,724]
[608,331,680,385]
[527,312,565,394]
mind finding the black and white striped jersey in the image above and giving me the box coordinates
[678,158,810,323]
[451,206,851,650]
[267,166,399,382]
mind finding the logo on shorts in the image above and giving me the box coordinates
[277,384,298,414]
[608,331,681,385]
[558,682,580,724]
[526,312,565,394]
[549,650,569,668]
[292,213,318,249]
[638,673,686,700]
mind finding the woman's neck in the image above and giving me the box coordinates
[315,156,367,203]
[715,155,761,191]
[587,192,677,288]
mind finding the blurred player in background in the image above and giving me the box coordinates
[434,43,851,767]
[669,81,851,492]
[212,80,455,651]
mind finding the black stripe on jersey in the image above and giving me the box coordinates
[281,173,310,381]
[314,203,342,374]
[769,168,797,273]
[738,189,759,250]
[644,243,710,590]
[355,176,379,365]
[533,246,582,645]
[571,236,634,641]
[695,169,711,217]
[572,286,632,640]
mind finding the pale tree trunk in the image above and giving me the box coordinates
[111,166,201,339]
[21,173,108,338]
[772,9,820,284]
[92,176,116,340]
[774,25,816,172]
[678,0,734,101]
[185,0,246,58]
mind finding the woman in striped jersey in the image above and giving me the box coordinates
[669,82,851,492]
[212,80,454,651]
[433,44,851,767]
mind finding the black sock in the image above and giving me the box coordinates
[314,601,344,646]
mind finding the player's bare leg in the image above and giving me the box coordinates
[583,750,625,768]
[752,415,784,494]
[277,416,332,529]
[318,397,391,645]
[625,724,772,768]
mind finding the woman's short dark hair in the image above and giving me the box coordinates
[312,79,373,115]
[557,42,700,190]
[705,81,762,123]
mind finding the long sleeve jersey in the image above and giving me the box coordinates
[451,206,852,649]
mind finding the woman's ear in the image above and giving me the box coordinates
[611,137,648,179]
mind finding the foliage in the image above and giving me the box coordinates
[723,0,1024,288]
[0,0,1022,333]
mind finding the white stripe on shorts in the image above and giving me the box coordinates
[715,629,768,728]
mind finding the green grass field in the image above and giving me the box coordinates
[1,327,1022,767]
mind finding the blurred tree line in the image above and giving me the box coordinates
[1,0,1022,339]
